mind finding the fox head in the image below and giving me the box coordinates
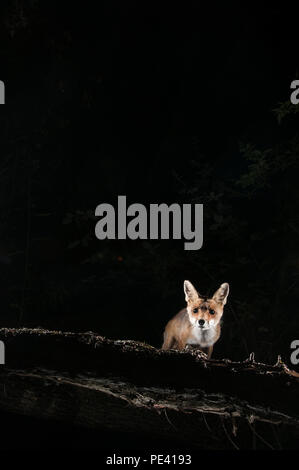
[184,280,229,330]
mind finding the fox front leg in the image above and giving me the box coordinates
[191,345,213,359]
[204,346,213,359]
[170,338,187,351]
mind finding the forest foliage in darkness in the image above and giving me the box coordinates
[0,2,298,366]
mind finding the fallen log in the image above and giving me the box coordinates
[0,328,298,449]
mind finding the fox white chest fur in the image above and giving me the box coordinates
[186,325,218,348]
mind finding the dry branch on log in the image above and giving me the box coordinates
[0,328,298,449]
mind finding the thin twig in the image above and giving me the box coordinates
[164,408,178,431]
[201,412,212,433]
[221,418,239,450]
[247,421,274,450]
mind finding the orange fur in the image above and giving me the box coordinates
[162,280,229,359]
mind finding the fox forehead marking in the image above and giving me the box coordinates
[191,299,218,311]
[199,303,208,311]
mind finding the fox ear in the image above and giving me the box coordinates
[184,280,199,303]
[212,283,229,305]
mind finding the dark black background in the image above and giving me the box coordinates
[0,2,299,451]
[0,2,299,358]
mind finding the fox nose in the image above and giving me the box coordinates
[198,319,205,327]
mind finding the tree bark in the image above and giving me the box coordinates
[0,327,298,449]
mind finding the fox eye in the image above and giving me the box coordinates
[210,309,215,315]
[193,308,198,313]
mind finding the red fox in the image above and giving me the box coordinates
[162,280,229,358]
